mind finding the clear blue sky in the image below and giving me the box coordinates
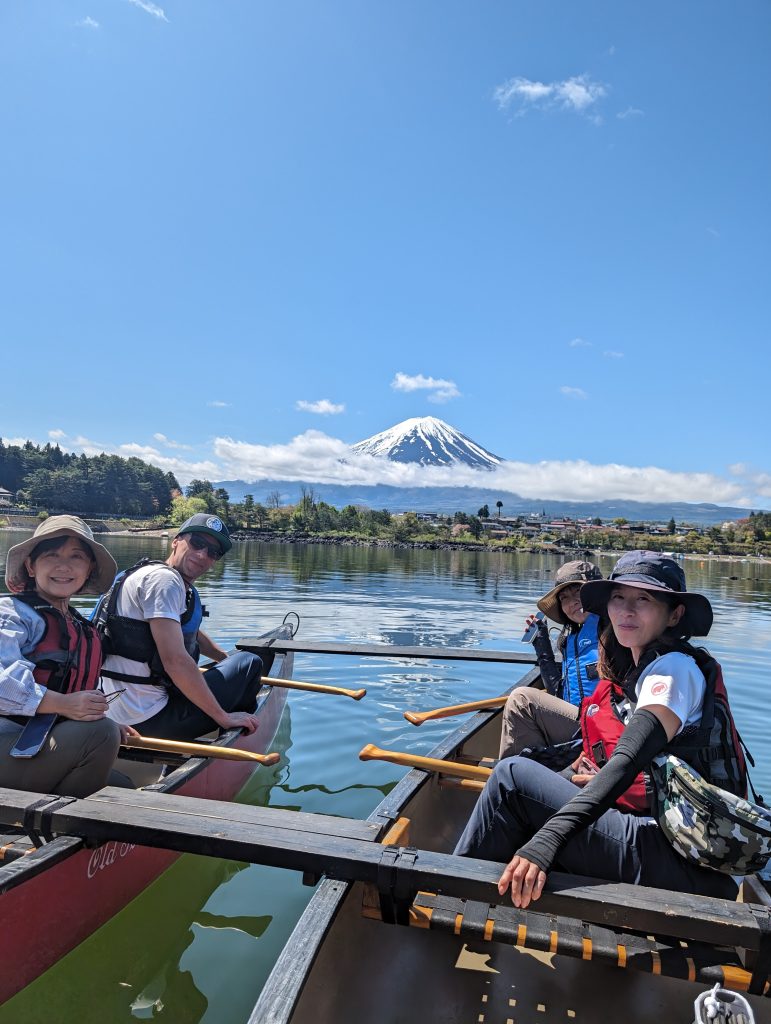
[2,1,769,506]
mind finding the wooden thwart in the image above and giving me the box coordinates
[0,784,767,970]
[237,638,537,665]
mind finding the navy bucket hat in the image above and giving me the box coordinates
[580,550,713,637]
[176,513,232,555]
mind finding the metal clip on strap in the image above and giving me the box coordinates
[748,904,771,996]
[377,846,418,926]
[22,795,77,848]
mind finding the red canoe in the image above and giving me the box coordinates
[0,623,293,1005]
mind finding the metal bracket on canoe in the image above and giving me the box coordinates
[377,846,418,925]
[747,904,771,995]
[22,795,77,848]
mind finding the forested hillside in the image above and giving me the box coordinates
[0,439,179,517]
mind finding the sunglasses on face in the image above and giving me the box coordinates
[186,533,224,560]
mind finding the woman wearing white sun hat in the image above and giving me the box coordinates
[0,516,128,796]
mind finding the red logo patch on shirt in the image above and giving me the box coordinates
[650,681,670,697]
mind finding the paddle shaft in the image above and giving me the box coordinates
[200,666,365,700]
[264,676,366,701]
[123,735,279,766]
[359,743,492,782]
[404,694,507,725]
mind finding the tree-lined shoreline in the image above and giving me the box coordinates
[2,443,770,559]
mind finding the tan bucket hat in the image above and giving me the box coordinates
[536,560,603,625]
[5,516,118,595]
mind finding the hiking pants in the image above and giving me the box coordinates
[499,688,580,758]
[139,651,264,741]
[454,755,737,900]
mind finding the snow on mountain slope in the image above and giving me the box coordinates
[351,417,502,469]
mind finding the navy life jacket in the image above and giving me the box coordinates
[92,559,206,687]
[12,592,102,705]
[580,647,748,814]
[559,614,600,705]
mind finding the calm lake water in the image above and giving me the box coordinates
[1,534,770,1023]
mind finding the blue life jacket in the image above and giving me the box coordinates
[92,559,205,686]
[561,613,600,706]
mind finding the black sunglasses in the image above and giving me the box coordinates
[186,533,224,560]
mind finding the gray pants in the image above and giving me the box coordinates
[0,718,121,798]
[499,687,580,759]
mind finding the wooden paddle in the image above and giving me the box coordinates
[264,676,366,700]
[123,735,280,766]
[404,694,508,726]
[199,665,365,700]
[359,743,492,782]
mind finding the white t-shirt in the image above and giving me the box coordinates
[102,563,188,725]
[634,651,706,734]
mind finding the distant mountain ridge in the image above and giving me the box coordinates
[213,417,757,525]
[213,479,753,526]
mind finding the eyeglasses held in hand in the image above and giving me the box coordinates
[186,533,224,560]
[104,688,126,704]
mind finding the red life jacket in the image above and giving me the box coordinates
[15,593,102,694]
[579,650,747,815]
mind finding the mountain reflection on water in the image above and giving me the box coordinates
[0,535,769,1024]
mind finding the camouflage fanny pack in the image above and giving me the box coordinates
[651,754,771,875]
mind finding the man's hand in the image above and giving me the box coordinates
[497,854,547,908]
[217,711,260,735]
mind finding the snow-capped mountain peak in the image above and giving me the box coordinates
[351,417,502,469]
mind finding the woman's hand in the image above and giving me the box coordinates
[569,773,594,788]
[498,855,547,908]
[119,724,141,743]
[41,689,109,721]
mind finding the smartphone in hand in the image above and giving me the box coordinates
[521,611,545,644]
[576,754,599,776]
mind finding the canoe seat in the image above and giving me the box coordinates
[363,890,765,996]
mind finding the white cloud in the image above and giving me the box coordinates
[48,429,66,440]
[569,337,592,348]
[126,0,168,20]
[617,106,644,119]
[76,16,99,28]
[391,372,461,404]
[603,350,624,359]
[153,432,193,450]
[560,386,588,400]
[207,400,231,408]
[295,399,346,415]
[211,431,759,506]
[495,74,607,117]
[9,427,770,507]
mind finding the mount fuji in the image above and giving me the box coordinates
[214,417,752,525]
[351,417,501,469]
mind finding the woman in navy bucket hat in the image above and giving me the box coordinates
[456,550,746,906]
